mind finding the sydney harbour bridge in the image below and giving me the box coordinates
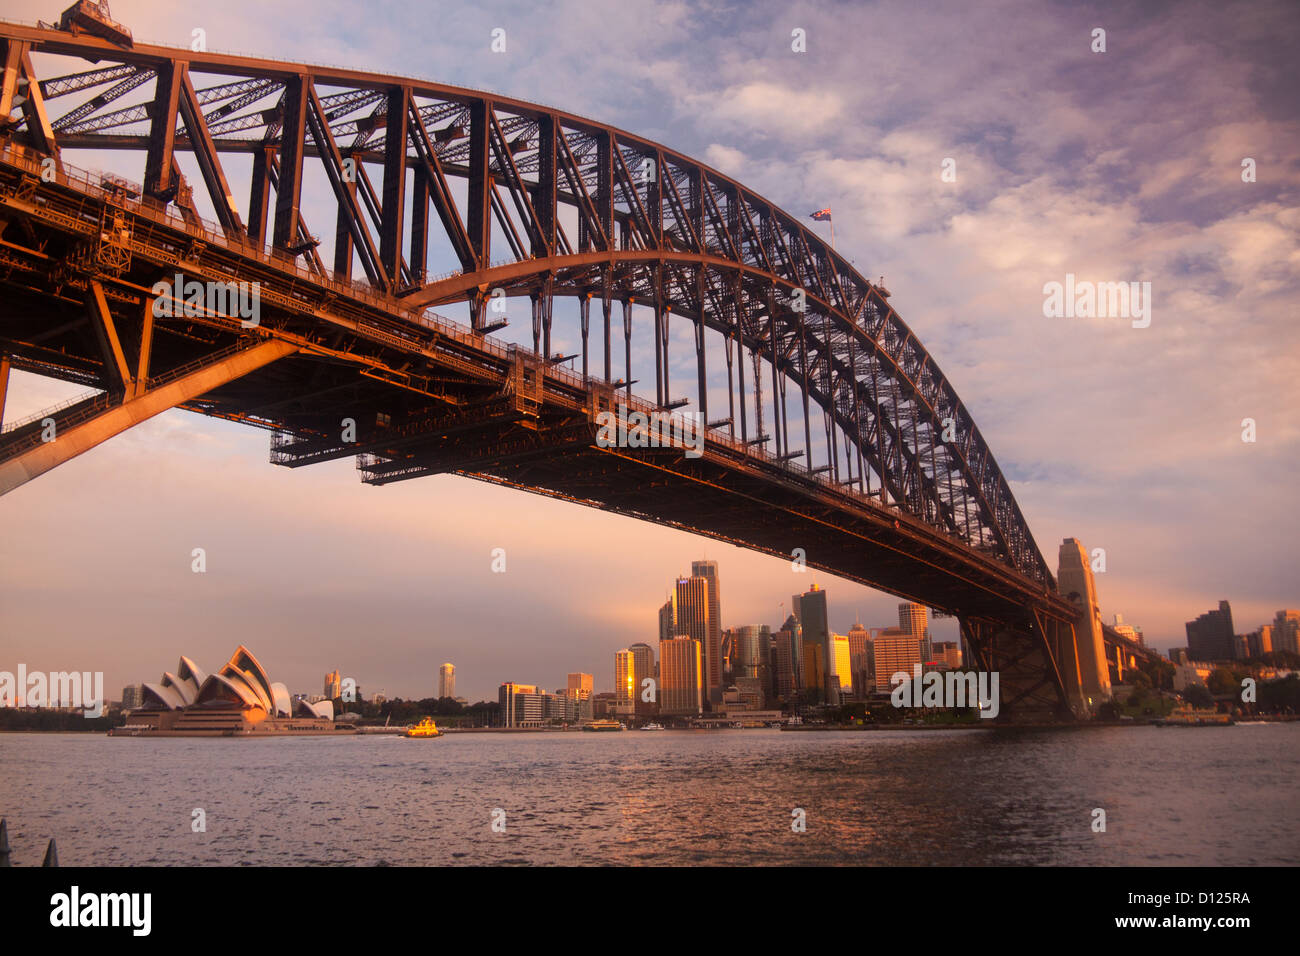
[0,6,1153,718]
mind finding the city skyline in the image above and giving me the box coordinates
[33,546,1300,704]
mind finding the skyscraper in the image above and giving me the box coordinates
[659,635,703,715]
[847,617,871,698]
[629,642,656,714]
[439,662,455,700]
[615,650,635,703]
[898,603,930,662]
[1057,538,1112,706]
[773,614,800,703]
[1185,601,1235,661]
[691,560,723,704]
[324,670,341,700]
[873,627,921,694]
[658,599,674,644]
[673,575,712,706]
[797,584,833,704]
[831,634,853,698]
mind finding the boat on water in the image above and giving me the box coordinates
[404,717,444,738]
[639,722,665,731]
[583,719,625,732]
[1154,705,1233,727]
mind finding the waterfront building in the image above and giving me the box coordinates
[873,627,921,694]
[499,682,545,727]
[120,684,143,711]
[1185,601,1236,661]
[659,635,703,715]
[117,646,336,736]
[439,663,455,700]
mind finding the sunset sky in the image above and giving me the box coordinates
[1,0,1296,703]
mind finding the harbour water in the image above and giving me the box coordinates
[2,725,1296,866]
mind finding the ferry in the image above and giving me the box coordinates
[583,719,626,732]
[639,722,665,731]
[404,717,444,738]
[1154,706,1233,727]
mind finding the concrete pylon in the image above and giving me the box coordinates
[1057,538,1112,710]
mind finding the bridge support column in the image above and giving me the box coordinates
[0,338,298,497]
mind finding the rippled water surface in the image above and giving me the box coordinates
[2,725,1297,865]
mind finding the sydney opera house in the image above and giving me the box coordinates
[112,645,351,736]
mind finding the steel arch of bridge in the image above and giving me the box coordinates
[0,20,1050,587]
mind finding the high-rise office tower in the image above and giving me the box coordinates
[691,560,723,704]
[735,625,763,680]
[1058,537,1112,706]
[847,617,871,697]
[831,634,853,698]
[873,627,921,694]
[773,614,800,703]
[615,650,635,703]
[673,575,713,706]
[1185,601,1235,661]
[324,670,341,700]
[629,642,656,714]
[797,584,833,704]
[659,635,703,715]
[898,603,931,662]
[439,663,455,699]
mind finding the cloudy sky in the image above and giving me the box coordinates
[2,0,1297,703]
